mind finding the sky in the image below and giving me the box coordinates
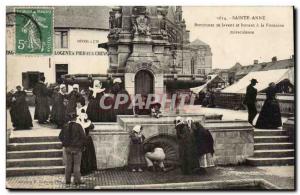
[182,6,294,69]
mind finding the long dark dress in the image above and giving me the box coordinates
[65,91,85,116]
[10,91,33,129]
[50,91,58,123]
[81,123,97,175]
[255,87,282,129]
[128,132,146,168]
[33,82,50,123]
[110,84,133,121]
[193,122,214,157]
[86,91,104,122]
[52,92,67,128]
[175,124,198,174]
[193,122,215,168]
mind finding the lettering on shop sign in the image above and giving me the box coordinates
[6,50,108,56]
[77,39,100,44]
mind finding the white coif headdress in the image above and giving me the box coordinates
[113,78,122,84]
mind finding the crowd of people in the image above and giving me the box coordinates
[7,76,135,130]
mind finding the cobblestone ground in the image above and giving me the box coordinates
[6,165,294,190]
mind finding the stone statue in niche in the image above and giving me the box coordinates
[157,6,168,35]
[109,11,115,29]
[109,8,122,39]
[131,6,151,36]
[114,9,122,28]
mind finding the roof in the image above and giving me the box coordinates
[222,68,294,94]
[190,39,209,46]
[7,6,110,30]
[190,74,226,93]
[54,6,109,29]
[234,58,294,77]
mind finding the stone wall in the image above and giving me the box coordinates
[90,115,254,170]
[90,124,130,169]
[205,120,254,165]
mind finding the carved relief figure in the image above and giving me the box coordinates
[131,6,151,36]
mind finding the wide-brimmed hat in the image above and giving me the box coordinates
[132,125,142,133]
[250,79,258,83]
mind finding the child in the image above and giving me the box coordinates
[150,102,162,118]
[128,125,146,172]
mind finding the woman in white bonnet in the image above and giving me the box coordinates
[86,80,106,122]
[175,116,198,175]
[76,105,97,175]
[189,117,215,172]
[128,125,146,172]
[52,84,67,128]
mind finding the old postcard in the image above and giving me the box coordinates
[5,6,295,190]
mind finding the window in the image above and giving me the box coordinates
[191,58,195,74]
[22,72,44,90]
[55,30,68,48]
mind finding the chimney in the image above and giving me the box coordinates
[254,60,258,64]
[272,56,277,62]
[291,55,294,60]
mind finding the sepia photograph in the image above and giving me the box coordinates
[5,5,295,190]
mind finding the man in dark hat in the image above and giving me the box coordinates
[243,79,258,125]
[59,112,87,185]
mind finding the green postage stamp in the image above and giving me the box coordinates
[15,8,53,55]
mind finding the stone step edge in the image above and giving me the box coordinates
[247,157,294,161]
[7,149,63,154]
[8,142,61,146]
[9,136,59,139]
[7,157,63,162]
[6,166,65,171]
[254,142,293,145]
[254,149,294,153]
[254,136,289,138]
[254,129,286,132]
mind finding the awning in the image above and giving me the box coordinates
[221,68,294,94]
[190,74,226,94]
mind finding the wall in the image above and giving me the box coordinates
[90,114,254,169]
[6,27,109,90]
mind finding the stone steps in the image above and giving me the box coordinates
[254,142,294,150]
[7,142,62,151]
[7,157,63,167]
[7,133,64,176]
[253,129,287,136]
[6,166,65,177]
[254,136,289,143]
[9,136,60,143]
[7,149,63,159]
[246,157,294,166]
[247,128,294,166]
[253,149,294,158]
